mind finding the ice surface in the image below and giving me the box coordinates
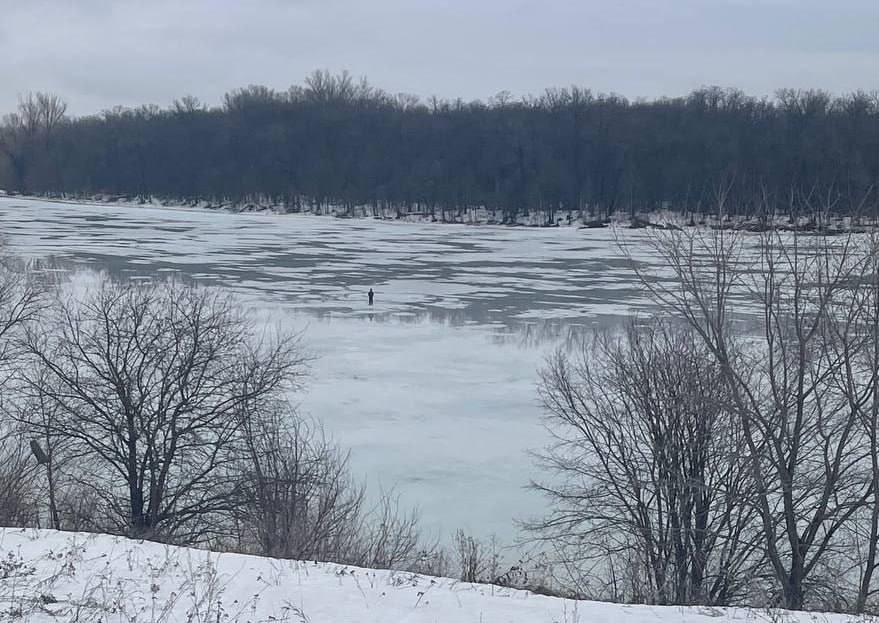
[0,197,679,541]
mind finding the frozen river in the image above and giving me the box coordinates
[0,197,660,542]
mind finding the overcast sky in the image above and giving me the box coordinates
[1,0,877,116]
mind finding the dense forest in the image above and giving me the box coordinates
[1,71,878,221]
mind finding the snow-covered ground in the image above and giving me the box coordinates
[0,528,859,623]
[0,197,668,541]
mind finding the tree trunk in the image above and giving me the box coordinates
[784,557,806,610]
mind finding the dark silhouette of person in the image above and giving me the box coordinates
[368,288,374,306]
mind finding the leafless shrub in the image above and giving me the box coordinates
[356,491,424,570]
[406,547,452,579]
[455,529,499,584]
[234,399,427,570]
[7,368,70,530]
[0,433,39,527]
[235,402,365,561]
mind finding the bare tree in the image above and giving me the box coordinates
[826,230,879,613]
[533,322,760,605]
[304,69,357,104]
[0,249,43,525]
[0,92,67,191]
[24,278,300,542]
[172,95,207,115]
[0,252,42,378]
[628,208,876,610]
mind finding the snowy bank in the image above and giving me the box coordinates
[0,528,861,622]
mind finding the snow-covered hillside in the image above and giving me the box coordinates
[0,529,862,622]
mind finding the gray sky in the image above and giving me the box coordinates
[1,0,877,116]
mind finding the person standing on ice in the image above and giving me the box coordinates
[368,288,374,306]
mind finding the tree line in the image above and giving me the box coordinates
[1,73,878,221]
